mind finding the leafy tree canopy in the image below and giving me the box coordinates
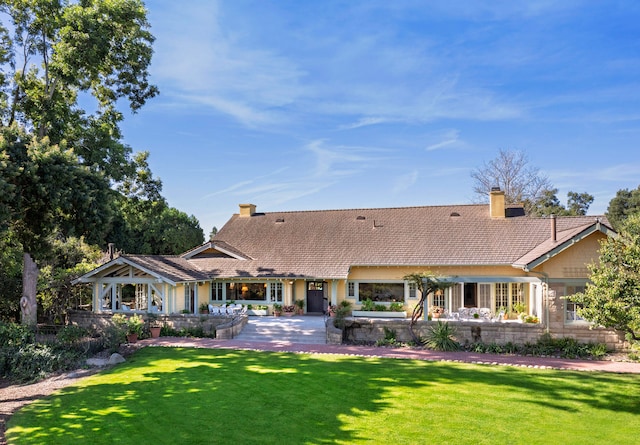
[527,188,594,217]
[569,214,640,341]
[0,125,111,258]
[606,185,640,231]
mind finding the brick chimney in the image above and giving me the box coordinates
[489,187,505,219]
[239,204,256,217]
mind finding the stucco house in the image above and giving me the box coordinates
[75,189,617,342]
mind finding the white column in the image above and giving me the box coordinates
[331,281,338,306]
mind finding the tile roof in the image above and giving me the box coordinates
[184,204,611,279]
[119,255,210,283]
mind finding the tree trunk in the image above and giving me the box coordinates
[20,252,39,327]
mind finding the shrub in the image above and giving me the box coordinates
[424,321,460,351]
[57,325,89,345]
[376,327,399,346]
[126,314,145,336]
[159,325,215,338]
[102,324,126,353]
[389,302,404,312]
[588,343,608,359]
[0,321,34,346]
[360,299,375,311]
[6,343,84,383]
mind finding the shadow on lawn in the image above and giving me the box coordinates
[6,347,640,444]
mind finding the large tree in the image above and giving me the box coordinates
[471,149,552,213]
[606,185,640,231]
[0,125,111,325]
[568,214,640,341]
[0,0,158,326]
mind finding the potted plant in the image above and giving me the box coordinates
[283,305,296,316]
[147,312,161,338]
[273,303,282,316]
[294,299,305,315]
[431,306,444,319]
[126,314,144,343]
[199,303,209,314]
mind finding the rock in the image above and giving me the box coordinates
[108,353,126,365]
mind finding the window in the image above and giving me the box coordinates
[495,283,509,311]
[433,289,445,308]
[565,285,586,322]
[226,282,267,301]
[308,282,323,291]
[184,283,196,313]
[511,283,525,307]
[450,284,462,309]
[270,282,283,302]
[357,282,405,303]
[408,282,417,299]
[348,282,356,298]
[211,282,224,301]
[478,284,491,308]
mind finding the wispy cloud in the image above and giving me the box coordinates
[149,1,305,126]
[425,129,464,151]
[339,117,390,130]
[306,139,390,178]
[392,170,419,194]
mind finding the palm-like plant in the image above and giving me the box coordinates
[424,321,460,351]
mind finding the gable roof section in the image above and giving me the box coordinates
[513,221,616,271]
[181,240,252,260]
[75,255,209,285]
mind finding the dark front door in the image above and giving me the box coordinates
[307,281,325,313]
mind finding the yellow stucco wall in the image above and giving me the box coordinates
[534,231,605,278]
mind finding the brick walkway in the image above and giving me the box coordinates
[143,337,640,374]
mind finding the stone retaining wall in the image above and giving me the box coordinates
[216,315,248,339]
[68,311,239,338]
[341,317,627,350]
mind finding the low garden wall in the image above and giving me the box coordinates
[340,317,627,351]
[68,311,243,338]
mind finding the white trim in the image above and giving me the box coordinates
[181,241,249,260]
[74,257,177,286]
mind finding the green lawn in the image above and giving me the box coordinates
[6,347,640,444]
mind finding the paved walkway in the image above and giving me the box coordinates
[142,337,640,374]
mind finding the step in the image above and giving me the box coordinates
[234,316,327,344]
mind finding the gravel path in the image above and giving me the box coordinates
[2,338,639,444]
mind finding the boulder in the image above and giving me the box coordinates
[108,353,126,365]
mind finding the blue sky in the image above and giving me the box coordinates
[120,1,640,234]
